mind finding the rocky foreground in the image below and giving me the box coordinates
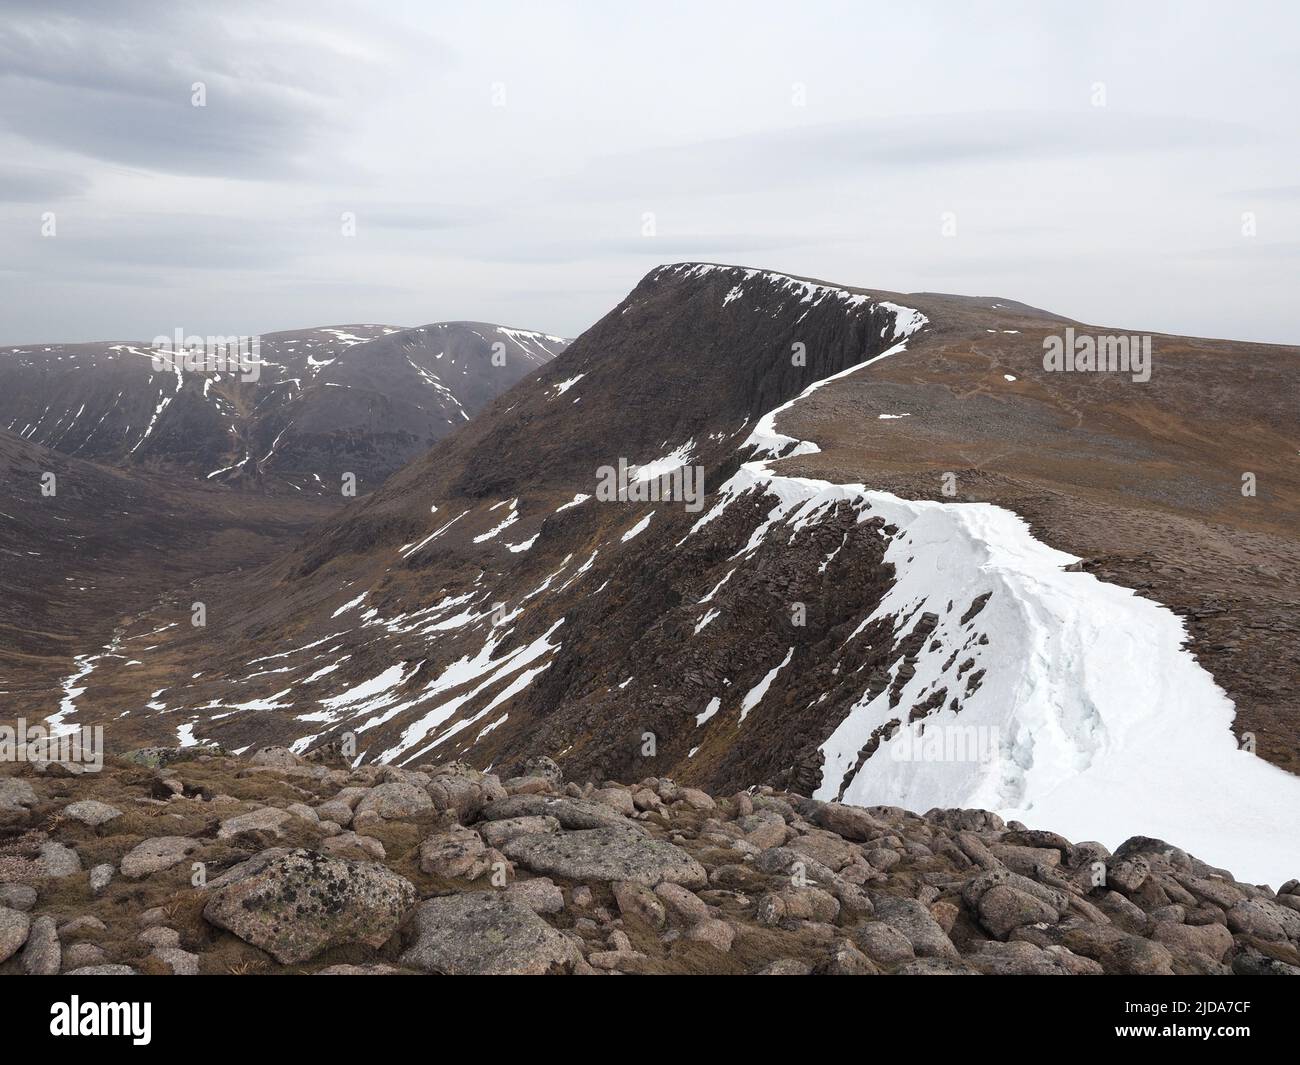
[1,746,1298,975]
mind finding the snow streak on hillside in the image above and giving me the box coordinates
[697,296,1300,887]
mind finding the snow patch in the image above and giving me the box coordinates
[621,512,654,542]
[739,648,794,722]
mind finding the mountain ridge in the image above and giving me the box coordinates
[12,262,1300,884]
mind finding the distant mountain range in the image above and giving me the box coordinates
[0,322,568,493]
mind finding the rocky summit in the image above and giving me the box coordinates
[1,746,1297,976]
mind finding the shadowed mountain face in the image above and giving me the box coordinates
[16,265,913,766]
[0,322,567,494]
[10,263,1300,880]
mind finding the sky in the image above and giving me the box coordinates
[2,0,1298,345]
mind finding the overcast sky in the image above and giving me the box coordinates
[2,0,1298,345]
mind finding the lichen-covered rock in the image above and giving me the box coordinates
[249,746,304,768]
[1151,920,1234,962]
[504,877,565,914]
[399,892,575,975]
[36,841,81,878]
[62,942,108,970]
[151,947,201,975]
[120,836,200,878]
[0,778,38,811]
[978,884,1059,939]
[20,915,60,975]
[502,827,707,888]
[62,800,123,827]
[217,807,295,840]
[419,826,492,880]
[202,849,415,964]
[426,765,507,821]
[0,884,37,912]
[872,895,959,959]
[479,795,641,832]
[353,782,433,823]
[479,815,560,850]
[0,906,31,963]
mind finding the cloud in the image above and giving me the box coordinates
[0,164,88,202]
[9,211,310,272]
[337,203,495,232]
[0,2,445,179]
[554,111,1252,201]
[1234,185,1300,201]
[459,232,818,265]
[0,1,1297,345]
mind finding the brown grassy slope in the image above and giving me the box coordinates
[0,429,336,713]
